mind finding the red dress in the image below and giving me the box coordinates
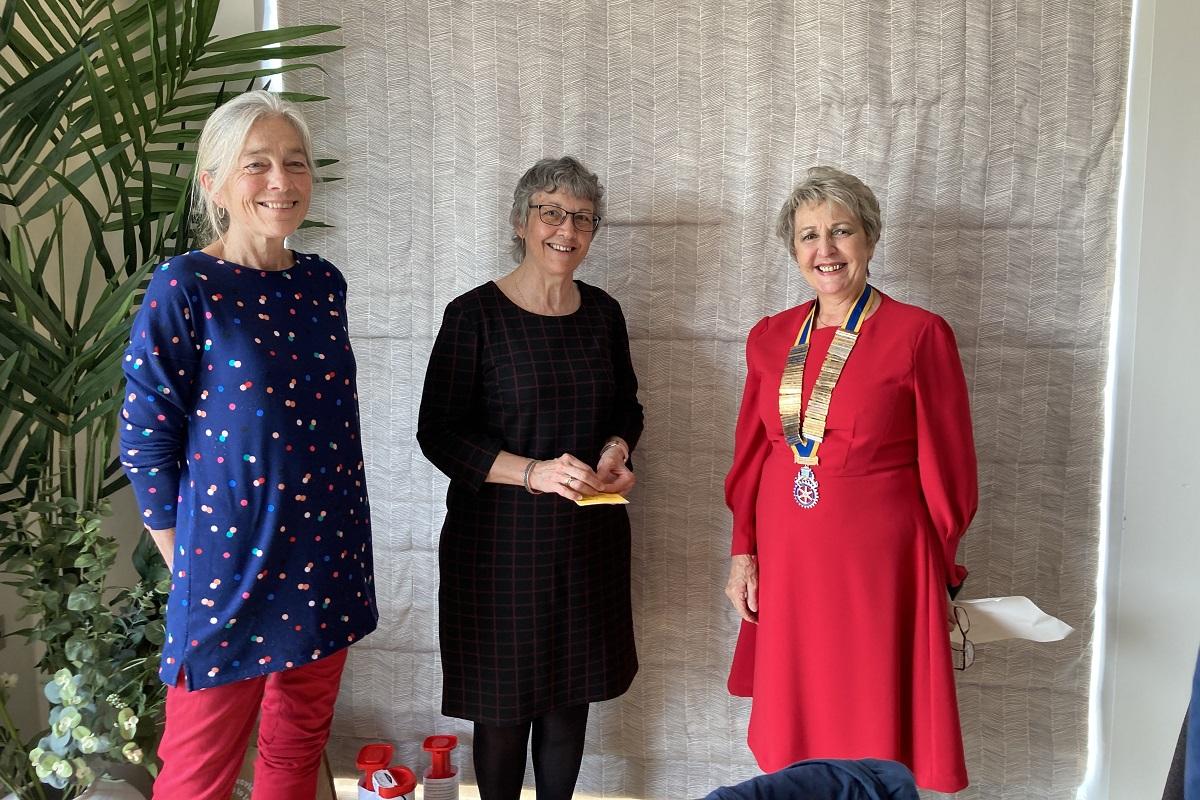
[725,292,977,793]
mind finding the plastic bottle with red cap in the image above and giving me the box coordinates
[355,743,417,800]
[422,735,460,799]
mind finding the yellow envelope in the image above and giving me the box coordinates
[574,492,629,506]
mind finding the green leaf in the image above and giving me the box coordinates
[72,549,100,569]
[146,0,165,109]
[204,24,339,52]
[0,38,92,110]
[193,0,221,57]
[67,587,99,611]
[138,141,154,268]
[70,391,123,434]
[0,229,71,343]
[23,140,131,223]
[3,397,69,434]
[143,149,196,164]
[1,26,49,76]
[146,129,200,144]
[179,62,323,89]
[7,74,88,196]
[85,144,118,227]
[75,309,138,367]
[165,90,238,109]
[0,344,69,395]
[0,0,15,50]
[66,637,98,665]
[131,170,190,192]
[0,410,39,478]
[15,1,73,58]
[13,438,50,496]
[192,44,342,71]
[98,30,145,135]
[0,307,63,363]
[79,43,123,151]
[176,0,192,73]
[132,529,168,583]
[31,164,119,280]
[98,472,129,499]
[104,0,153,136]
[158,106,218,126]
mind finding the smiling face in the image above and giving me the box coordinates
[515,189,595,276]
[792,200,875,303]
[203,115,312,249]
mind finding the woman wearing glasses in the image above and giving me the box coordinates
[417,157,642,800]
[722,166,977,792]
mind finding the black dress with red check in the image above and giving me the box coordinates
[417,280,643,725]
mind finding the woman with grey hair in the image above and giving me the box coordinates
[418,156,643,799]
[722,166,977,791]
[119,90,376,799]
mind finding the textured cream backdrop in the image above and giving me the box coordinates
[276,1,1130,797]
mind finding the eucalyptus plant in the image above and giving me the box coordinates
[0,1,340,795]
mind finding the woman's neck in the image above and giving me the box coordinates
[203,233,293,271]
[503,264,580,315]
[813,285,871,328]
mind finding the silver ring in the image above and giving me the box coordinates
[566,476,575,488]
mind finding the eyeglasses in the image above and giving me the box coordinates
[950,605,976,671]
[528,203,601,232]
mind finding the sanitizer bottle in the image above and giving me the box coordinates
[421,735,460,800]
[355,743,417,800]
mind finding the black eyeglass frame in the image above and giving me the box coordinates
[528,203,602,232]
[950,605,976,671]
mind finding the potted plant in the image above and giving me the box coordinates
[0,2,341,796]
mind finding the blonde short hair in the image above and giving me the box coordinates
[776,166,882,258]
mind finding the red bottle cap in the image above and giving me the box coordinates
[356,742,394,777]
[377,766,417,798]
[422,734,458,779]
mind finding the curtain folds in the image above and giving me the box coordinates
[277,2,1130,797]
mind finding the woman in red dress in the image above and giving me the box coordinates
[723,166,977,792]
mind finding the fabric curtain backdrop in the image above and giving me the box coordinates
[276,1,1130,797]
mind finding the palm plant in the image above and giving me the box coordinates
[0,2,340,795]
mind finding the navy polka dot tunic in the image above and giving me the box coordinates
[119,250,377,689]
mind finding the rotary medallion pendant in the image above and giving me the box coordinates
[793,466,820,509]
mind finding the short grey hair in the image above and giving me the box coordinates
[775,166,882,258]
[190,90,316,244]
[508,156,605,263]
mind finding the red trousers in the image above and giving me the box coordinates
[152,648,348,800]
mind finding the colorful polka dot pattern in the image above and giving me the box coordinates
[119,250,377,689]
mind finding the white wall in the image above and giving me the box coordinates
[1089,0,1200,796]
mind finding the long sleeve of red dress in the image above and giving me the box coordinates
[912,315,978,588]
[725,316,772,556]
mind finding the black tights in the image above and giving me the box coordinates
[473,704,590,800]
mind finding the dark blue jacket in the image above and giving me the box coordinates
[703,759,920,800]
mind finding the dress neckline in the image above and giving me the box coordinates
[489,279,585,318]
[808,290,888,333]
[190,248,301,274]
